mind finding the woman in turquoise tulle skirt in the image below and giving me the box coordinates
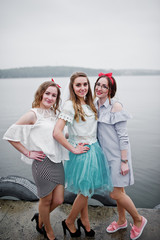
[53,72,113,238]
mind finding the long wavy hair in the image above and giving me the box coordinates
[69,72,97,122]
[32,81,61,113]
[94,75,117,104]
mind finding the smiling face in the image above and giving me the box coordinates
[40,86,58,109]
[73,76,89,101]
[95,77,109,100]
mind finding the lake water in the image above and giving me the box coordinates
[0,75,160,208]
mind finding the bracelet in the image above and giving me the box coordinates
[121,159,128,163]
[25,151,30,157]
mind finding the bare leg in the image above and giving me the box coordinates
[39,185,64,226]
[38,185,64,239]
[39,192,55,239]
[110,187,142,227]
[80,198,91,231]
[50,184,64,212]
[65,194,88,233]
[116,188,126,225]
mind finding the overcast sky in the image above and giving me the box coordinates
[0,0,160,70]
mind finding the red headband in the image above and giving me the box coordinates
[51,78,61,88]
[98,72,114,85]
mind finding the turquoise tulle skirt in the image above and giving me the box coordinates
[64,141,113,197]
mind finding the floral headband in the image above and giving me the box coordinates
[98,72,114,85]
[51,78,61,88]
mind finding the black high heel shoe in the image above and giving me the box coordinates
[31,213,44,234]
[77,218,95,237]
[62,220,81,237]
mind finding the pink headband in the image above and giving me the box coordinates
[98,72,114,85]
[51,78,61,88]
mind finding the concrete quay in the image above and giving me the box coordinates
[0,199,160,240]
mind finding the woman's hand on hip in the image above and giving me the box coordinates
[27,151,46,161]
[120,162,129,176]
[73,143,90,154]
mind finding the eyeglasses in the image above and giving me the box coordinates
[95,82,109,90]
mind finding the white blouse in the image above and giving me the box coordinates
[59,100,97,146]
[3,108,69,164]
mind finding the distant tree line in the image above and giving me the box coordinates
[0,66,160,78]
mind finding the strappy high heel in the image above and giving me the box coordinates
[62,220,81,237]
[77,218,95,237]
[31,213,44,234]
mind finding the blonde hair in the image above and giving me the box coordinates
[32,81,61,113]
[69,72,97,122]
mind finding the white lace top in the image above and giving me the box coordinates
[3,108,69,164]
[59,100,97,146]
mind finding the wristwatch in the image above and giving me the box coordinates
[121,159,128,164]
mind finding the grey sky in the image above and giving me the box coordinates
[0,0,160,70]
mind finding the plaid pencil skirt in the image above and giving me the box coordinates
[32,156,65,198]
